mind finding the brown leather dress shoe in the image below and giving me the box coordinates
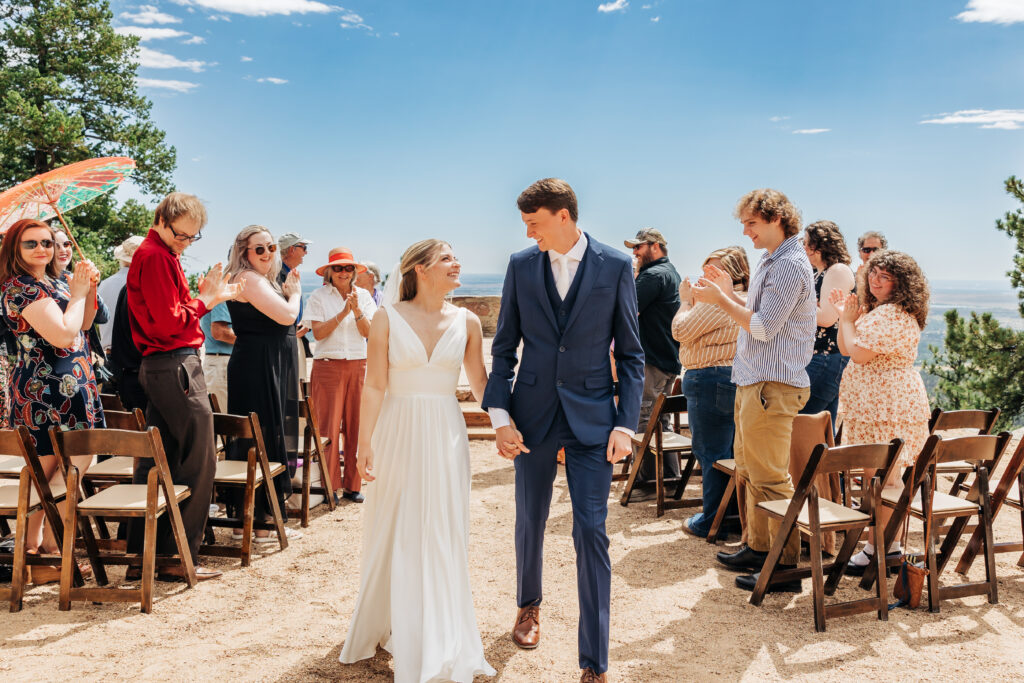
[512,604,540,649]
[580,667,607,682]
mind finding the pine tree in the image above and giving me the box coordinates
[0,0,176,273]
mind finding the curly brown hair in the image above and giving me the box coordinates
[857,250,929,329]
[734,188,802,237]
[804,220,851,268]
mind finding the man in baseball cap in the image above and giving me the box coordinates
[624,227,682,490]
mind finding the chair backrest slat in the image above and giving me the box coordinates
[929,407,1000,435]
[660,394,687,416]
[51,427,162,461]
[818,441,902,475]
[933,432,1012,468]
[103,408,145,432]
[212,412,256,440]
[99,393,125,412]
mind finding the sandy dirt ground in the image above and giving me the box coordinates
[3,437,1024,682]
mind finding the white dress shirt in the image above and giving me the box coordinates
[488,233,633,439]
[303,285,377,360]
[97,266,128,351]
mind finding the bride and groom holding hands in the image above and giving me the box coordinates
[339,178,645,683]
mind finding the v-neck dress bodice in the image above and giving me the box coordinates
[386,304,467,397]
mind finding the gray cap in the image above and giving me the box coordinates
[624,227,667,248]
[278,232,311,250]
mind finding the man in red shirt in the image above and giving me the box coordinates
[126,192,241,581]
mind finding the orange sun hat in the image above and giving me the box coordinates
[315,246,367,277]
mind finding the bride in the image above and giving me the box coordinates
[339,239,496,682]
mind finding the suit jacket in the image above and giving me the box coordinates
[482,234,645,447]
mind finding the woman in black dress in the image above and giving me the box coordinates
[224,225,303,542]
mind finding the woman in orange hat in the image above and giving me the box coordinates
[303,247,377,503]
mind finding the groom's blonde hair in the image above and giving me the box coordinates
[399,239,450,301]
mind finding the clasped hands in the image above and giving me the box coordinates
[68,259,101,299]
[690,263,733,305]
[495,424,632,464]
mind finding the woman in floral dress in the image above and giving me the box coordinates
[0,219,103,561]
[829,250,930,573]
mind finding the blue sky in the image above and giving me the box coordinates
[109,0,1024,283]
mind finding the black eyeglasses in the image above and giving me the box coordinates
[168,226,202,243]
[248,244,278,255]
[21,239,54,250]
[330,264,355,273]
[860,246,879,254]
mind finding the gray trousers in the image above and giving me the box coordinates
[636,363,680,482]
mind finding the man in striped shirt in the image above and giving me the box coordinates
[692,188,816,594]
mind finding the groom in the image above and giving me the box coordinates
[483,178,644,682]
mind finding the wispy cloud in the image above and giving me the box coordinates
[793,128,830,135]
[921,109,1024,130]
[137,47,207,72]
[170,0,335,16]
[240,56,253,62]
[115,26,189,41]
[120,5,181,25]
[257,77,288,84]
[956,0,1024,25]
[136,77,199,93]
[650,16,660,22]
[769,115,791,122]
[182,35,206,44]
[598,0,629,13]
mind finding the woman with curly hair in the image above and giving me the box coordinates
[828,250,930,573]
[801,221,855,427]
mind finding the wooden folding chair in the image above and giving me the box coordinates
[749,439,904,631]
[860,432,1011,613]
[287,380,336,526]
[0,426,88,610]
[203,412,288,566]
[81,408,146,545]
[955,434,1024,573]
[53,426,195,613]
[706,458,738,544]
[614,391,689,483]
[620,393,695,517]
[99,393,125,412]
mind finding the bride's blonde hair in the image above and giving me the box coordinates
[399,239,450,301]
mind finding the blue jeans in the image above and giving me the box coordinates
[681,366,736,536]
[801,353,849,429]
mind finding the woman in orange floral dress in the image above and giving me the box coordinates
[829,250,930,574]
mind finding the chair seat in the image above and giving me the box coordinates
[85,456,135,478]
[881,488,979,515]
[631,431,691,452]
[214,460,286,483]
[758,497,869,527]
[0,454,24,477]
[78,483,189,511]
[713,458,735,473]
[0,478,65,511]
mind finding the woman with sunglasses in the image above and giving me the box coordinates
[829,250,930,574]
[224,225,303,542]
[52,228,111,388]
[0,219,102,575]
[304,247,376,504]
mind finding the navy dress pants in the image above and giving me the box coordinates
[514,405,613,675]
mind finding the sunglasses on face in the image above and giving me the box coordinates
[21,239,54,250]
[330,265,355,273]
[248,244,278,255]
[860,246,879,254]
[55,240,73,249]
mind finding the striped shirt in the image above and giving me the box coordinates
[671,290,746,369]
[732,234,816,387]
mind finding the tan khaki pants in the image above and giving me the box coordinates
[201,353,230,413]
[734,381,808,564]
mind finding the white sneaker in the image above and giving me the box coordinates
[253,527,303,544]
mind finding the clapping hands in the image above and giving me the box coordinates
[691,264,731,306]
[283,269,301,298]
[828,288,862,323]
[199,263,245,307]
[68,260,100,300]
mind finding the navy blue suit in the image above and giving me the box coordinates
[482,234,644,674]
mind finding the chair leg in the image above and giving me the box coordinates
[808,501,826,632]
[750,500,801,607]
[10,471,31,612]
[301,429,311,528]
[256,449,288,552]
[923,481,940,613]
[978,477,998,605]
[621,444,649,506]
[872,509,889,622]
[706,474,735,544]
[655,447,665,518]
[241,451,257,567]
[59,467,80,611]
[142,494,158,614]
[83,480,110,541]
[824,526,861,596]
[673,452,695,501]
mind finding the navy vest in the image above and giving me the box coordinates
[543,251,588,335]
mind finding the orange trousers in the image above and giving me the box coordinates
[311,358,365,492]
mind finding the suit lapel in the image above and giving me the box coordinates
[530,249,559,332]
[563,234,603,333]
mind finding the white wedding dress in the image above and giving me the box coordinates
[339,304,495,683]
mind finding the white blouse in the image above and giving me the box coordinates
[303,285,377,360]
